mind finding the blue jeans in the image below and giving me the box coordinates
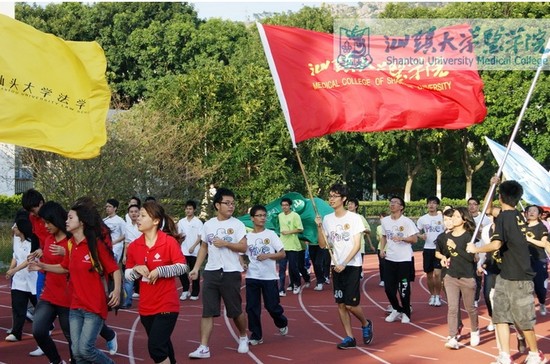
[69,309,114,364]
[33,299,72,363]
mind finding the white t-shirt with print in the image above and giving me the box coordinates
[246,229,284,280]
[416,213,444,250]
[201,216,246,272]
[381,215,419,262]
[321,211,364,267]
[177,216,203,257]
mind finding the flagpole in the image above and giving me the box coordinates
[294,146,339,263]
[470,37,550,244]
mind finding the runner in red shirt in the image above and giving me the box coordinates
[126,201,187,364]
[31,200,121,364]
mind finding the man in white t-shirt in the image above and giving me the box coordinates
[177,200,203,301]
[316,183,373,350]
[416,196,444,307]
[245,204,288,345]
[188,188,249,359]
[103,198,126,263]
[379,196,419,324]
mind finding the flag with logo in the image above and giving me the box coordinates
[0,14,111,159]
[257,23,487,147]
[485,137,550,207]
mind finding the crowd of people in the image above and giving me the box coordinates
[3,179,550,364]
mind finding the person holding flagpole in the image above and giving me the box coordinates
[315,183,373,349]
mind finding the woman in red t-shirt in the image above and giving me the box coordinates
[32,201,73,364]
[125,201,187,364]
[31,200,121,364]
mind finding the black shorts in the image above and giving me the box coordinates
[333,266,361,306]
[423,249,442,273]
[202,270,243,318]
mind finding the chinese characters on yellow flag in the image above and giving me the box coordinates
[0,14,111,159]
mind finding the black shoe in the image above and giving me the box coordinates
[517,336,527,354]
[337,336,356,349]
[121,304,132,309]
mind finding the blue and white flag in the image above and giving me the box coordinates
[485,137,550,207]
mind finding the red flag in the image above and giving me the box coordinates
[257,23,487,147]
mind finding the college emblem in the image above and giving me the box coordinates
[337,25,372,70]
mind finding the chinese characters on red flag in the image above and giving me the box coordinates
[257,23,487,147]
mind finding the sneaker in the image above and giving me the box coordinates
[470,330,480,347]
[401,313,411,324]
[292,287,300,295]
[304,282,311,288]
[434,296,442,307]
[362,320,373,345]
[286,285,293,291]
[385,304,394,313]
[445,336,459,350]
[379,281,385,287]
[487,323,495,332]
[190,295,199,301]
[517,335,527,354]
[279,326,288,335]
[474,300,479,308]
[106,332,118,355]
[337,336,356,350]
[248,338,263,346]
[237,336,249,354]
[457,322,464,340]
[524,350,548,364]
[132,293,140,298]
[5,334,19,342]
[428,295,435,306]
[189,345,210,359]
[540,305,547,316]
[29,346,45,356]
[324,277,330,285]
[279,291,286,297]
[180,291,190,301]
[314,283,323,291]
[385,310,402,323]
[490,352,512,364]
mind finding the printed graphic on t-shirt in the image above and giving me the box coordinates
[248,238,271,259]
[329,224,352,243]
[207,228,234,244]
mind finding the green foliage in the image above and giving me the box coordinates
[0,195,22,220]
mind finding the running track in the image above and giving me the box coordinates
[1,251,549,363]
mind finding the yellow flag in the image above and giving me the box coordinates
[0,14,111,159]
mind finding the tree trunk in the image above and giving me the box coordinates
[436,167,442,200]
[371,157,378,201]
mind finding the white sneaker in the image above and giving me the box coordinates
[428,295,435,306]
[29,346,44,356]
[106,332,118,355]
[434,296,442,307]
[132,293,140,298]
[445,336,459,350]
[487,323,495,332]
[379,281,385,287]
[180,291,190,301]
[292,287,300,295]
[524,350,548,364]
[313,283,323,291]
[474,300,479,308]
[279,291,286,297]
[470,330,480,347]
[286,286,293,291]
[540,305,547,316]
[279,326,288,336]
[189,345,210,359]
[304,282,310,288]
[385,310,402,323]
[385,304,394,313]
[5,334,18,342]
[490,352,512,364]
[237,336,249,353]
[248,338,263,346]
[190,295,199,301]
[401,314,411,324]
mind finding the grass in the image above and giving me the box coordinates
[0,222,13,271]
